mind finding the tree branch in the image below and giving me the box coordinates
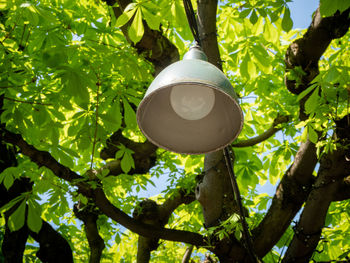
[1,178,30,263]
[134,189,196,262]
[29,221,74,263]
[93,187,206,246]
[252,139,318,257]
[0,128,93,197]
[105,0,179,75]
[252,6,350,258]
[232,115,289,148]
[100,130,157,176]
[1,129,81,183]
[282,146,350,262]
[196,1,253,260]
[182,245,194,263]
[332,175,350,201]
[1,177,74,263]
[285,7,350,95]
[73,202,105,263]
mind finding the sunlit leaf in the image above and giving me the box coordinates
[8,200,26,232]
[304,87,319,114]
[281,7,293,32]
[128,8,144,44]
[27,199,42,233]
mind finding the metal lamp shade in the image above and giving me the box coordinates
[136,47,244,154]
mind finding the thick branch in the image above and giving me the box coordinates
[159,188,195,221]
[197,0,221,69]
[93,187,206,246]
[1,129,81,183]
[133,189,196,263]
[1,127,204,251]
[333,175,350,201]
[182,245,194,263]
[1,177,73,263]
[197,1,253,261]
[30,221,74,263]
[233,115,289,148]
[252,139,317,257]
[285,7,350,95]
[1,179,30,263]
[283,147,350,262]
[2,225,28,263]
[1,128,92,196]
[74,203,105,263]
[253,6,350,258]
[105,0,179,75]
[100,130,157,176]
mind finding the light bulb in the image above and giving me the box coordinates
[170,84,215,120]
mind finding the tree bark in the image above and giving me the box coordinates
[74,202,105,263]
[283,116,350,262]
[29,221,74,263]
[252,5,350,258]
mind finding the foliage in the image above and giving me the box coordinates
[0,0,349,262]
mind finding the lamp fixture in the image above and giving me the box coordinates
[136,45,243,154]
[135,0,258,261]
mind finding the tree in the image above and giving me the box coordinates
[0,0,349,262]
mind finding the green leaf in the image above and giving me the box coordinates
[42,48,68,68]
[3,172,14,190]
[115,8,137,27]
[239,9,251,18]
[320,0,350,17]
[128,8,144,44]
[301,127,308,142]
[102,100,122,132]
[251,45,271,71]
[324,66,340,83]
[263,21,278,43]
[27,199,42,233]
[240,53,250,79]
[0,167,19,190]
[21,3,40,26]
[0,0,10,9]
[257,8,267,17]
[60,67,90,105]
[141,6,160,30]
[8,200,26,232]
[297,84,317,101]
[123,97,137,129]
[121,154,132,173]
[58,145,80,158]
[249,10,258,24]
[308,125,318,144]
[281,7,293,32]
[115,149,124,159]
[304,87,319,114]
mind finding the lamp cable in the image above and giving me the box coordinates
[182,0,258,261]
[183,0,201,46]
[223,147,260,263]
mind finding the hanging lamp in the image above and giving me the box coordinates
[136,44,243,154]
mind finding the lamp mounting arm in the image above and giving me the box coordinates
[183,0,201,46]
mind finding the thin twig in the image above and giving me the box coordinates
[19,24,27,50]
[90,75,100,169]
[232,115,289,148]
[2,22,17,42]
[223,147,259,263]
[4,96,52,106]
[182,245,194,263]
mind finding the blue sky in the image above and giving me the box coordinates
[290,0,319,29]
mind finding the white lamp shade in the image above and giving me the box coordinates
[136,47,244,154]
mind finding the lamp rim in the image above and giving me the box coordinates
[136,81,244,154]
